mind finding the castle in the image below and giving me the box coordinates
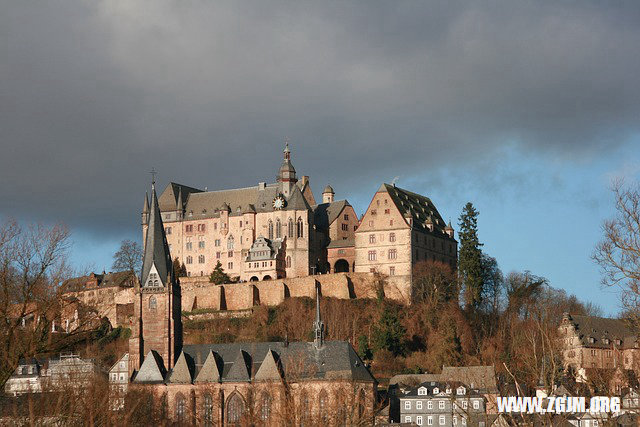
[145,144,458,284]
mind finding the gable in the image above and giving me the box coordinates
[357,188,408,233]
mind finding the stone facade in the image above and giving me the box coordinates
[355,183,457,281]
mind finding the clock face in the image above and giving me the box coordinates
[272,196,286,210]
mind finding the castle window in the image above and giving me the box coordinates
[185,225,193,232]
[198,255,205,264]
[228,262,233,270]
[186,241,193,251]
[149,296,157,312]
[371,209,377,215]
[344,214,349,220]
[288,218,294,238]
[389,232,396,242]
[388,249,397,259]
[286,256,291,268]
[227,236,235,250]
[165,227,172,234]
[368,251,377,261]
[369,234,376,244]
[297,218,303,238]
[342,223,348,231]
[268,220,274,239]
[215,239,221,246]
[186,256,193,264]
[319,390,328,423]
[276,219,282,238]
[216,252,221,259]
[390,219,393,226]
[228,251,233,257]
[384,209,390,214]
[198,241,205,249]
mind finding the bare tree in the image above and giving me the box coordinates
[593,180,640,324]
[0,219,99,388]
[112,239,142,274]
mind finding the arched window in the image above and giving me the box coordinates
[288,218,294,238]
[203,393,213,427]
[226,393,245,426]
[149,296,157,312]
[299,390,310,426]
[259,392,272,421]
[198,255,205,264]
[268,220,274,240]
[175,393,186,422]
[319,389,329,423]
[358,389,366,420]
[275,219,282,238]
[335,390,347,424]
[286,256,291,268]
[297,218,303,238]
[227,236,235,250]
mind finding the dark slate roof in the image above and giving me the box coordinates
[194,350,222,383]
[62,271,136,292]
[254,349,282,381]
[181,340,375,384]
[313,200,349,230]
[327,238,355,249]
[378,183,453,239]
[141,184,174,287]
[563,314,638,349]
[286,184,311,211]
[440,366,498,393]
[158,182,202,211]
[134,351,166,384]
[225,350,252,382]
[402,381,480,397]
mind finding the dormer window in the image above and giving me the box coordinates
[589,337,596,344]
[433,387,439,394]
[603,338,610,345]
[418,387,428,396]
[457,386,466,395]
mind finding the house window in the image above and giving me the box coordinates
[371,209,377,215]
[186,242,193,250]
[384,209,390,214]
[462,401,468,409]
[427,401,433,409]
[389,232,396,242]
[404,401,411,410]
[368,251,377,261]
[166,227,172,234]
[227,236,234,250]
[405,417,412,424]
[439,415,446,425]
[216,252,221,259]
[197,224,206,232]
[215,239,221,246]
[369,234,376,244]
[185,225,193,232]
[344,214,349,220]
[427,416,433,425]
[439,400,445,409]
[198,255,205,264]
[388,249,397,259]
[416,401,423,410]
[342,223,348,231]
[198,241,205,249]
[417,416,423,425]
[228,262,233,269]
[473,400,480,410]
[228,251,234,257]
[186,256,193,264]
[390,219,394,226]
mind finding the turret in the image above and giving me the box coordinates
[278,142,297,198]
[445,220,454,238]
[322,185,335,204]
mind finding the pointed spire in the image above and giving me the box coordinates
[141,175,173,288]
[143,192,149,214]
[283,139,290,161]
[314,283,324,349]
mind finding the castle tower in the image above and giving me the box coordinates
[322,185,335,204]
[129,177,182,376]
[278,142,298,198]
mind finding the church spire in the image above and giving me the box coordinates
[141,174,173,288]
[278,140,297,197]
[313,283,324,349]
[142,192,150,224]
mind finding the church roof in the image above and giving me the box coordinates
[181,340,375,383]
[194,350,222,383]
[313,200,350,230]
[167,351,195,384]
[254,349,282,381]
[378,183,452,239]
[134,351,166,383]
[141,183,174,287]
[286,184,311,211]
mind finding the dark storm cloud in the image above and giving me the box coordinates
[2,1,640,235]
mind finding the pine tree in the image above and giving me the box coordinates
[209,261,231,284]
[371,305,407,356]
[458,202,484,311]
[357,335,373,361]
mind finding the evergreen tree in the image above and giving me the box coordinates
[371,305,407,356]
[357,334,373,361]
[172,257,182,278]
[209,261,231,284]
[458,202,484,311]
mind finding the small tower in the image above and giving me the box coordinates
[313,283,324,349]
[322,185,335,204]
[130,175,182,377]
[278,142,298,198]
[141,192,149,225]
[445,220,454,238]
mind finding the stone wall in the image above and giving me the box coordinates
[179,272,411,313]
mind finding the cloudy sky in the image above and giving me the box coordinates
[3,1,640,314]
